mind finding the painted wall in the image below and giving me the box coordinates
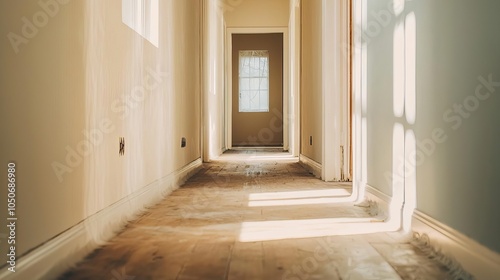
[300,0,323,163]
[203,0,226,160]
[0,0,201,264]
[231,33,284,146]
[224,0,289,28]
[365,0,500,253]
[288,0,301,156]
[0,0,86,264]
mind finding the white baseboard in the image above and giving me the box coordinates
[412,210,500,280]
[231,146,284,150]
[0,159,202,280]
[299,154,322,178]
[365,184,391,218]
[364,184,500,279]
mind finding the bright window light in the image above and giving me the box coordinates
[122,0,159,47]
[239,50,269,112]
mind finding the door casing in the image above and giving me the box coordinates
[225,27,290,151]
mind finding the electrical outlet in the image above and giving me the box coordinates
[181,137,187,148]
[119,137,125,156]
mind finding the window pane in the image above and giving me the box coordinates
[260,91,269,110]
[249,91,259,110]
[240,91,250,111]
[238,50,269,112]
[250,78,260,90]
[260,77,268,90]
[240,77,250,91]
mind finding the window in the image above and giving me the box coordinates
[239,50,269,112]
[122,0,159,47]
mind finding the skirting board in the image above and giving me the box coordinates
[365,184,500,279]
[0,158,203,280]
[365,184,391,218]
[299,154,322,178]
[412,210,500,280]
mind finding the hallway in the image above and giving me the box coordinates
[60,150,456,280]
[2,0,500,278]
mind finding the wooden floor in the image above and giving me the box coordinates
[59,150,458,280]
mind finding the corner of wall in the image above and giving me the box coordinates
[299,154,322,178]
[412,211,500,280]
[365,185,500,279]
[0,159,202,280]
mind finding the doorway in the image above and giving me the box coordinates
[231,33,284,147]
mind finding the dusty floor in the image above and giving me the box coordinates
[59,150,459,280]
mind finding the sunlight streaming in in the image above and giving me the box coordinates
[405,12,417,125]
[239,218,399,242]
[402,11,417,232]
[217,151,297,162]
[122,0,159,47]
[248,189,353,207]
[389,123,405,223]
[403,130,417,231]
[391,0,405,16]
[248,196,357,207]
[249,189,351,200]
[393,21,405,118]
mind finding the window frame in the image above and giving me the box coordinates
[238,50,270,113]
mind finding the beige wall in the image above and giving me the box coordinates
[232,33,283,146]
[224,0,289,28]
[300,0,323,163]
[0,0,201,262]
[0,0,86,262]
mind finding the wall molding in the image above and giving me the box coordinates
[321,0,351,182]
[299,154,322,178]
[364,184,500,279]
[0,159,203,280]
[412,210,500,280]
[365,184,391,218]
[225,27,291,151]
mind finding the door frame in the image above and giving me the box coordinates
[225,27,290,150]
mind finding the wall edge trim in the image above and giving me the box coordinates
[365,184,500,278]
[412,210,500,279]
[299,154,322,178]
[365,184,391,217]
[0,159,203,280]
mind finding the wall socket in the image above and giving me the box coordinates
[119,137,125,156]
[181,137,187,148]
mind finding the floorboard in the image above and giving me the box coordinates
[59,150,460,280]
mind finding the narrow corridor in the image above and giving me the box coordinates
[60,150,456,280]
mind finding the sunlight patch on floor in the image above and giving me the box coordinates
[239,217,399,242]
[216,149,298,162]
[249,188,351,200]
